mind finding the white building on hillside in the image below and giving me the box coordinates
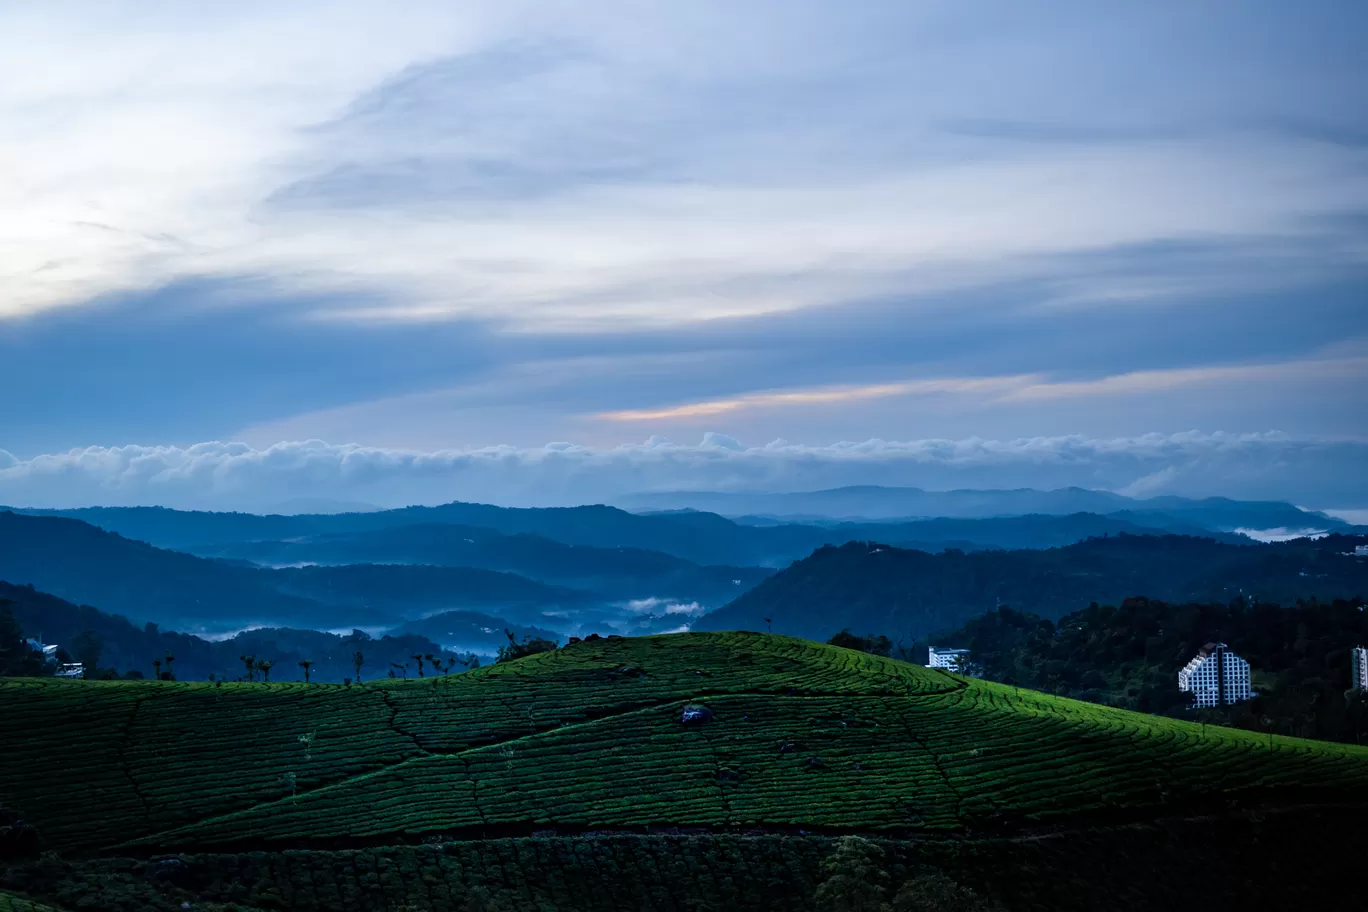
[24,637,58,660]
[928,647,971,670]
[1352,646,1368,691]
[1178,642,1251,708]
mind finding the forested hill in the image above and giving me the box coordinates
[696,533,1368,642]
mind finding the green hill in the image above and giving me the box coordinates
[3,632,1365,910]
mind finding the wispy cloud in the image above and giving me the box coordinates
[3,2,1367,326]
[598,377,1031,421]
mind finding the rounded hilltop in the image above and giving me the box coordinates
[2,630,1365,858]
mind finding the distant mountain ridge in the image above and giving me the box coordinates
[618,485,1344,528]
[5,495,1268,573]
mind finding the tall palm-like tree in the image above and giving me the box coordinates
[298,659,314,683]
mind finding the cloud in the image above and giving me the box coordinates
[2,3,1366,460]
[2,432,1365,512]
[3,2,1367,327]
[598,377,1031,421]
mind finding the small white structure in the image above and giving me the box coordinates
[1354,545,1368,558]
[54,663,85,678]
[24,637,58,660]
[928,647,971,670]
[1178,642,1252,708]
[1352,646,1368,691]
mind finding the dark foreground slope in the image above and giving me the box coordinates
[2,633,1366,911]
[699,533,1368,641]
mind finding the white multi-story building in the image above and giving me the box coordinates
[1178,642,1252,708]
[1352,646,1368,691]
[928,647,971,670]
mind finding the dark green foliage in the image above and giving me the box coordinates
[495,629,559,663]
[0,600,44,677]
[943,596,1368,742]
[814,837,891,911]
[891,873,1002,912]
[701,533,1368,641]
[3,810,1363,912]
[826,631,893,657]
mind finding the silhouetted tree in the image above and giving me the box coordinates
[256,659,273,682]
[240,654,256,682]
[352,650,365,682]
[298,659,314,683]
[412,653,426,677]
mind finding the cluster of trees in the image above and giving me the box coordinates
[496,628,560,663]
[938,596,1368,744]
[813,836,1003,911]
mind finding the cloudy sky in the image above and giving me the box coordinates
[2,1,1365,509]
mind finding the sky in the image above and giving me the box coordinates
[2,2,1366,509]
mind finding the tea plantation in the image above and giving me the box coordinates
[2,632,1366,911]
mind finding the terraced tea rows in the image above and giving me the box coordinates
[0,633,949,853]
[2,632,1366,859]
[0,890,63,912]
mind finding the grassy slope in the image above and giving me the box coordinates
[0,893,63,912]
[2,633,1365,858]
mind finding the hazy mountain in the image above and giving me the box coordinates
[0,512,597,634]
[618,486,1344,528]
[695,533,1368,643]
[0,511,344,632]
[9,498,1254,571]
[187,523,773,607]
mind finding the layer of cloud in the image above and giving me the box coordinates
[2,432,1365,512]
